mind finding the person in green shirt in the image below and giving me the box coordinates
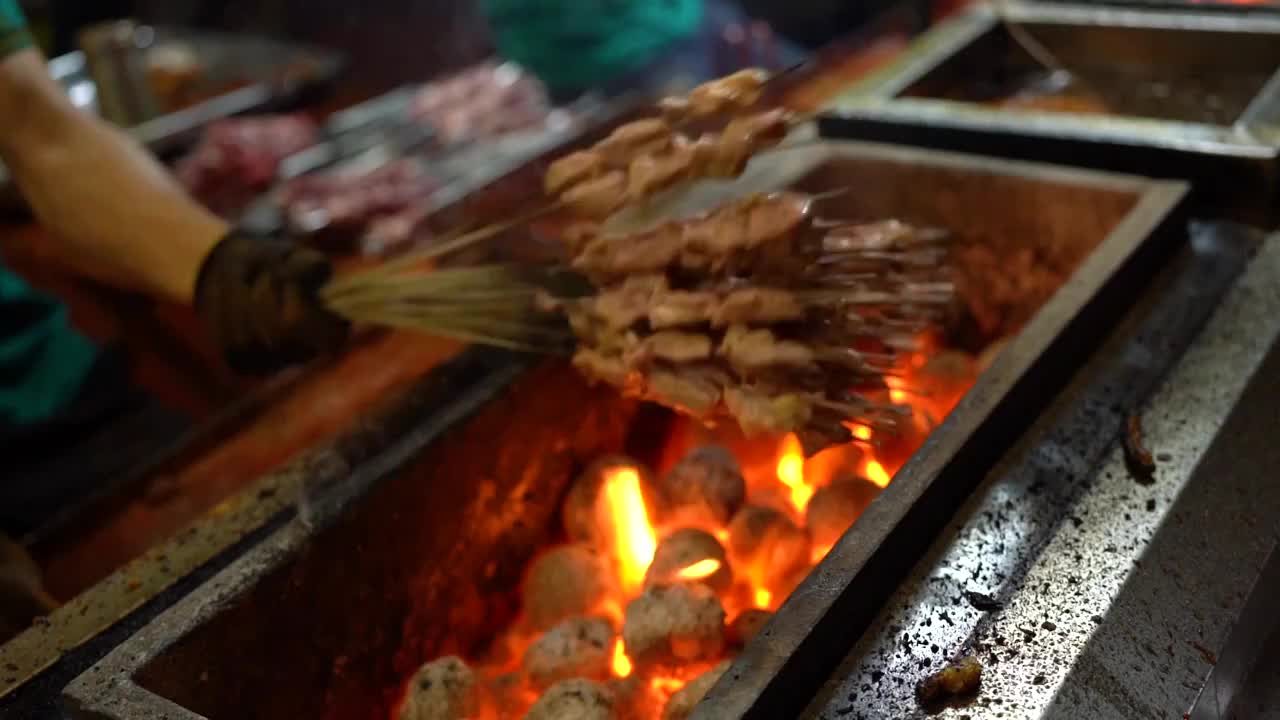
[0,0,348,627]
[481,0,805,101]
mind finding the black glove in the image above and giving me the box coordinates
[195,231,350,375]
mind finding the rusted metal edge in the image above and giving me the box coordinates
[60,348,537,720]
[0,346,530,703]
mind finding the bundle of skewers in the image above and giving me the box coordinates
[323,69,958,456]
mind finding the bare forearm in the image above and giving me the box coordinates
[0,49,227,303]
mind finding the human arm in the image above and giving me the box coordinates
[0,8,347,373]
[0,46,227,302]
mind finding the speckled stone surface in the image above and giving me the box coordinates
[804,229,1280,720]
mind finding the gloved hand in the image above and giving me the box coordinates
[0,534,57,642]
[195,230,351,375]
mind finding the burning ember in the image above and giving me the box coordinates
[395,335,987,719]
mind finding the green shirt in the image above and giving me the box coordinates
[0,0,98,427]
[481,0,703,97]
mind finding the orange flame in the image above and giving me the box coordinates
[886,375,910,405]
[603,467,657,595]
[677,558,722,581]
[864,460,891,488]
[852,425,873,442]
[811,543,834,564]
[775,434,814,513]
[755,589,772,609]
[651,676,685,694]
[612,638,632,678]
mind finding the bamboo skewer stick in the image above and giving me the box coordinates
[323,203,563,298]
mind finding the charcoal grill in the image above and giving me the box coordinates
[60,140,1198,720]
[0,98,646,716]
[820,3,1280,222]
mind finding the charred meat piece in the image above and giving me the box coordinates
[1124,412,1156,481]
[917,656,983,705]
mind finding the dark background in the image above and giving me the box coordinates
[21,0,905,90]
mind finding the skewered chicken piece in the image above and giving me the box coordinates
[570,191,953,286]
[546,110,796,219]
[594,117,674,166]
[564,278,933,348]
[719,325,816,373]
[571,191,812,280]
[630,331,715,365]
[658,69,772,123]
[560,170,629,221]
[546,195,955,454]
[545,151,607,197]
[567,276,802,332]
[712,288,806,327]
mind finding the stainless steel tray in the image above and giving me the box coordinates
[0,25,342,211]
[819,2,1280,220]
[1022,0,1280,13]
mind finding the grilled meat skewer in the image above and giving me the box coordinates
[547,110,796,219]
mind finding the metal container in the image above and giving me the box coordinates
[819,3,1280,221]
[0,24,342,210]
[62,141,1189,720]
[1022,0,1280,14]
